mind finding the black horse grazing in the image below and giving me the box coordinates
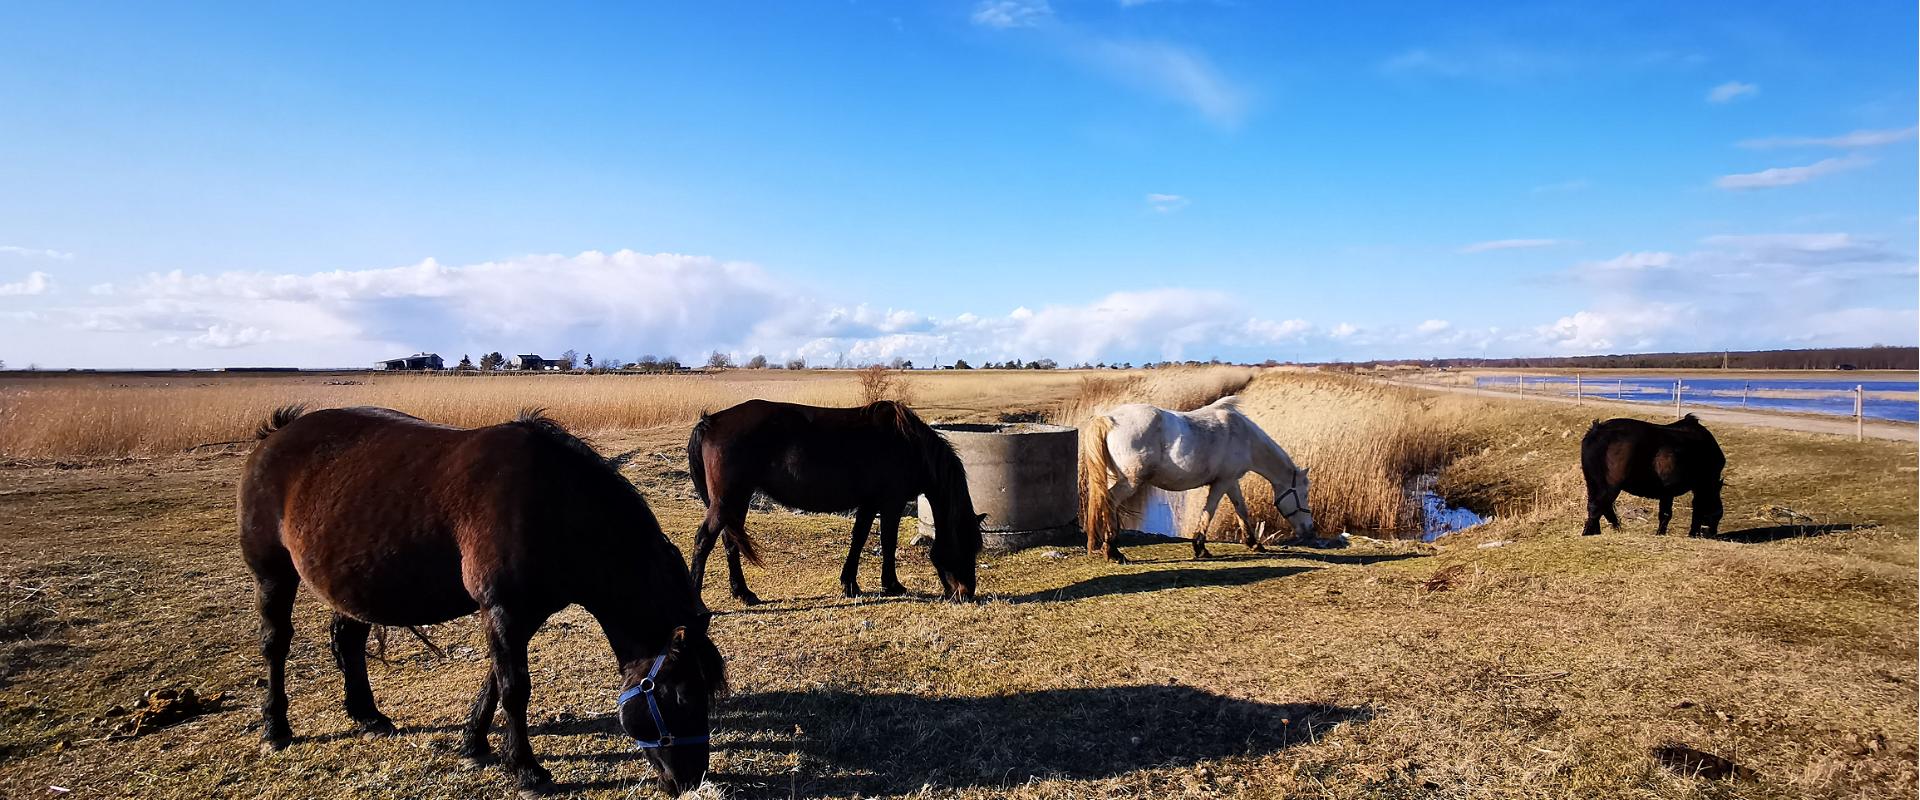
[239,406,726,795]
[1580,414,1726,537]
[686,399,983,605]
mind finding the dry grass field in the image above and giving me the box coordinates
[0,368,1913,799]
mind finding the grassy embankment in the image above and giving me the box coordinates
[0,368,1911,799]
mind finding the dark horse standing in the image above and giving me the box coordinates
[239,406,726,795]
[686,399,983,605]
[1580,414,1726,537]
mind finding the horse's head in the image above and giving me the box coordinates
[1275,467,1317,541]
[933,509,986,602]
[619,613,727,796]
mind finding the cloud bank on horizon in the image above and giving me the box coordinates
[3,236,1911,369]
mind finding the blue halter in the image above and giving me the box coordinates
[616,651,709,749]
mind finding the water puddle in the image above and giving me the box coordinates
[1125,477,1486,543]
[1410,473,1487,542]
[1134,487,1189,538]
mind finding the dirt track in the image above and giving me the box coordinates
[1378,378,1918,442]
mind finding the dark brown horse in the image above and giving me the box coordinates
[239,406,726,795]
[1580,414,1726,537]
[685,399,982,605]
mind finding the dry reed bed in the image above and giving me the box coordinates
[1056,369,1482,538]
[1230,373,1484,536]
[0,368,1255,460]
[0,373,850,459]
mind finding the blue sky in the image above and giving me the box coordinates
[1,1,1915,368]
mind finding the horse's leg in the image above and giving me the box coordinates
[1586,487,1623,534]
[1582,483,1608,536]
[719,508,761,605]
[459,671,497,763]
[840,507,876,598]
[1223,481,1265,551]
[688,507,726,599]
[245,540,299,752]
[483,606,551,790]
[328,613,394,735]
[1656,496,1673,536]
[1601,488,1622,528]
[878,509,907,595]
[1192,484,1226,559]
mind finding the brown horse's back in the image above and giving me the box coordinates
[242,407,574,626]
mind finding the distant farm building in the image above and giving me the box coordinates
[379,353,444,371]
[512,354,562,371]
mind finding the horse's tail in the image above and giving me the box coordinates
[686,412,760,565]
[254,404,306,439]
[687,413,713,507]
[1079,414,1119,544]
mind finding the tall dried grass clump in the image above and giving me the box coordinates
[1050,365,1257,427]
[854,365,915,406]
[1230,372,1476,537]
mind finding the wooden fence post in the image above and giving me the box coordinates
[1574,374,1582,400]
[1673,380,1682,418]
[1742,382,1749,407]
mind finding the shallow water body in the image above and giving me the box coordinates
[1474,376,1919,422]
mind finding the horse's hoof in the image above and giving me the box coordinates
[259,735,292,755]
[514,765,554,793]
[355,716,397,737]
[1106,552,1128,564]
[457,746,492,769]
[734,592,763,606]
[881,583,909,596]
[840,583,860,599]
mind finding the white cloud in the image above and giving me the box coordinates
[1082,39,1248,127]
[1738,126,1918,150]
[0,246,74,261]
[971,0,1051,29]
[1146,193,1190,213]
[1378,45,1567,81]
[1538,232,1916,353]
[1416,319,1452,334]
[1706,81,1757,103]
[1459,238,1565,254]
[1579,251,1674,272]
[0,271,53,296]
[1530,179,1590,194]
[1329,322,1359,339]
[1715,156,1869,190]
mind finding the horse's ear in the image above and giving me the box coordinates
[667,625,689,656]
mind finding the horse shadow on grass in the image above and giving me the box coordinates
[1005,564,1316,604]
[716,685,1371,798]
[1709,523,1874,544]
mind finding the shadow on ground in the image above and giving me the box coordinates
[1711,523,1874,544]
[718,685,1370,798]
[1006,564,1315,603]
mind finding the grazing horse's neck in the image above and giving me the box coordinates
[1235,413,1298,485]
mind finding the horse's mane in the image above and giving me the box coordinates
[872,401,965,489]
[511,407,614,467]
[255,404,307,439]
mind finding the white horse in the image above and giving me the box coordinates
[1079,396,1320,562]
